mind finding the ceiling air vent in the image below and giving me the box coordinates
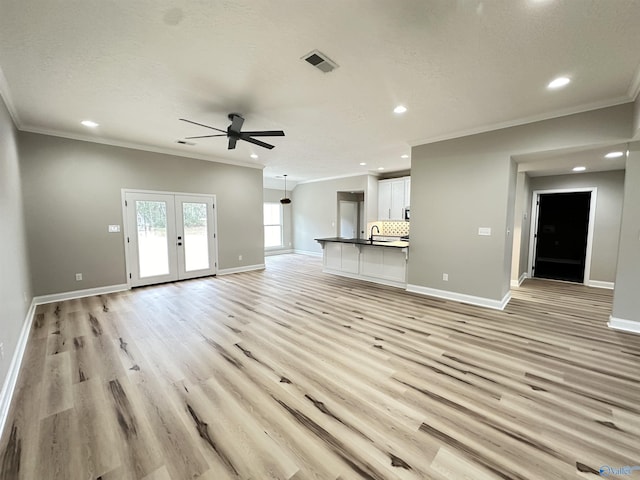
[302,50,338,73]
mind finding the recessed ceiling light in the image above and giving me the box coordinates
[250,154,258,159]
[547,77,571,89]
[605,151,623,159]
[359,162,367,166]
[401,154,409,159]
[393,105,407,114]
[378,167,385,171]
[81,120,99,128]
[572,166,586,172]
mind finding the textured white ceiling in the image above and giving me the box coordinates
[1,0,639,182]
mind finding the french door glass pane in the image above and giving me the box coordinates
[136,200,170,278]
[183,202,209,272]
[264,225,282,247]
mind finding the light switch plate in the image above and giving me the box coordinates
[108,225,121,233]
[478,227,492,236]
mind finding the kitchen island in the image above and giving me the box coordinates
[315,237,409,288]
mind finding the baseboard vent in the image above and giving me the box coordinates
[302,50,339,73]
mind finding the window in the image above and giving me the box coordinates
[264,202,283,248]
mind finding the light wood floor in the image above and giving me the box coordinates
[1,254,639,480]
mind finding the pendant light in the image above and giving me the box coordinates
[280,174,291,204]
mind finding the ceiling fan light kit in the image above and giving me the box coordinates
[180,113,285,150]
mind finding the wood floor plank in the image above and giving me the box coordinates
[72,378,122,477]
[40,351,72,419]
[106,375,164,478]
[2,254,640,480]
[35,409,86,480]
[130,371,210,480]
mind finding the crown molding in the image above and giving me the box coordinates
[628,63,640,101]
[19,125,265,170]
[408,96,632,148]
[295,171,379,185]
[0,66,22,128]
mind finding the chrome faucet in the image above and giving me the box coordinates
[370,225,380,242]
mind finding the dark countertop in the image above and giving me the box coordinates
[315,237,409,248]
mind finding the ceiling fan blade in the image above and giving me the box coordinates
[241,136,275,150]
[184,134,227,139]
[240,130,285,137]
[228,137,238,149]
[179,118,227,134]
[228,114,245,133]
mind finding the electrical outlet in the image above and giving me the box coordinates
[0,342,4,360]
[75,273,83,281]
[238,255,243,261]
[442,273,449,281]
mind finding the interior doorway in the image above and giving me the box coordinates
[339,201,358,238]
[528,188,596,284]
[123,191,217,287]
[337,191,365,239]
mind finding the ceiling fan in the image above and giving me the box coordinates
[179,113,285,150]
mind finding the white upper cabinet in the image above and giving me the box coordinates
[404,177,411,208]
[378,176,410,220]
[378,181,393,220]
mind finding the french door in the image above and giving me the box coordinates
[125,192,217,287]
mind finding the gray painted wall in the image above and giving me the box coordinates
[263,188,293,253]
[0,96,32,390]
[510,172,533,283]
[503,159,517,291]
[612,142,640,322]
[528,170,625,284]
[292,175,375,254]
[410,103,634,302]
[19,132,264,296]
[519,174,532,279]
[410,142,515,301]
[633,96,640,139]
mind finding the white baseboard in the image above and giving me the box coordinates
[265,249,294,257]
[217,264,265,275]
[0,299,36,440]
[511,272,528,288]
[608,316,640,334]
[406,284,512,310]
[33,283,129,305]
[293,249,322,257]
[587,280,615,289]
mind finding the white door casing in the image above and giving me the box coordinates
[123,190,217,287]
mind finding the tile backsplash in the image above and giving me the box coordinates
[367,220,410,237]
